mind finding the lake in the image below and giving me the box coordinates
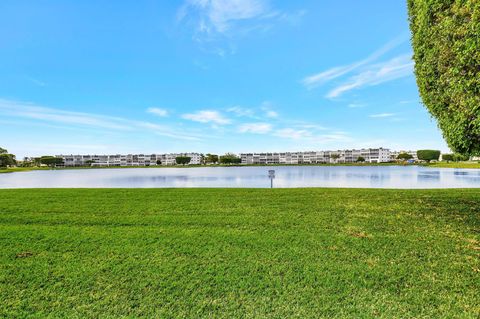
[1,165,480,188]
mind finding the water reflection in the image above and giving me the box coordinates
[1,166,480,189]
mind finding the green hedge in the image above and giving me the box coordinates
[407,0,480,155]
[417,149,441,162]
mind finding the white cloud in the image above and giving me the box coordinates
[260,101,278,118]
[181,110,231,125]
[369,113,397,118]
[273,127,351,143]
[238,122,272,134]
[265,110,278,118]
[147,107,168,117]
[179,0,269,34]
[274,128,312,139]
[226,106,255,117]
[0,99,201,141]
[348,103,366,108]
[302,34,408,89]
[326,54,414,98]
[178,0,304,53]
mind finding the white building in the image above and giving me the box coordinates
[241,148,392,164]
[57,153,203,167]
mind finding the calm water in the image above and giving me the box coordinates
[1,166,480,188]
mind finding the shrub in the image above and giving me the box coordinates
[417,150,441,162]
[441,154,454,162]
[453,153,469,162]
[407,0,480,156]
[175,156,191,165]
[397,153,413,161]
[219,153,241,164]
[40,156,64,167]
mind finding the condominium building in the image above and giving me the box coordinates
[57,153,203,167]
[240,148,392,164]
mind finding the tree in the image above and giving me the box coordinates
[33,157,42,166]
[441,154,454,162]
[453,153,469,162]
[0,154,16,167]
[397,152,413,161]
[205,153,219,164]
[219,153,241,165]
[40,156,64,168]
[0,148,16,167]
[407,0,480,156]
[356,156,366,163]
[175,156,191,165]
[417,150,441,162]
[84,160,95,166]
[156,159,162,165]
[330,154,340,163]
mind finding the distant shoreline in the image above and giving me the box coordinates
[2,162,480,174]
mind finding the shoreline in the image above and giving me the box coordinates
[1,162,480,174]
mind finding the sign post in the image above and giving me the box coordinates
[268,170,275,188]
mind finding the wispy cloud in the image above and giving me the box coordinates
[226,106,256,118]
[238,122,272,134]
[302,34,408,89]
[399,99,417,104]
[274,128,311,139]
[26,76,47,87]
[0,99,201,141]
[178,0,305,55]
[182,110,231,125]
[260,101,278,118]
[178,0,269,35]
[147,107,168,117]
[274,127,351,143]
[326,54,414,98]
[348,103,367,108]
[369,113,397,118]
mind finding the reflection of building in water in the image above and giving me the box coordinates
[241,148,392,164]
[56,153,203,167]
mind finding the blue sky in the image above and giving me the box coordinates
[0,0,449,158]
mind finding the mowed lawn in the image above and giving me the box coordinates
[0,189,479,318]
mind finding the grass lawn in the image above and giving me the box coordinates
[427,162,480,169]
[0,189,479,318]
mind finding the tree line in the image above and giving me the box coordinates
[396,150,469,163]
[173,153,241,165]
[0,148,242,168]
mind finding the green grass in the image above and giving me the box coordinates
[3,161,480,174]
[0,167,51,174]
[427,162,480,169]
[0,188,479,318]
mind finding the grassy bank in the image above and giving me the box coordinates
[0,188,479,318]
[0,167,51,174]
[427,162,480,169]
[2,162,480,174]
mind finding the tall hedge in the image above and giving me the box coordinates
[417,149,441,162]
[407,0,480,155]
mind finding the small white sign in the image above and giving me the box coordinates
[268,170,275,178]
